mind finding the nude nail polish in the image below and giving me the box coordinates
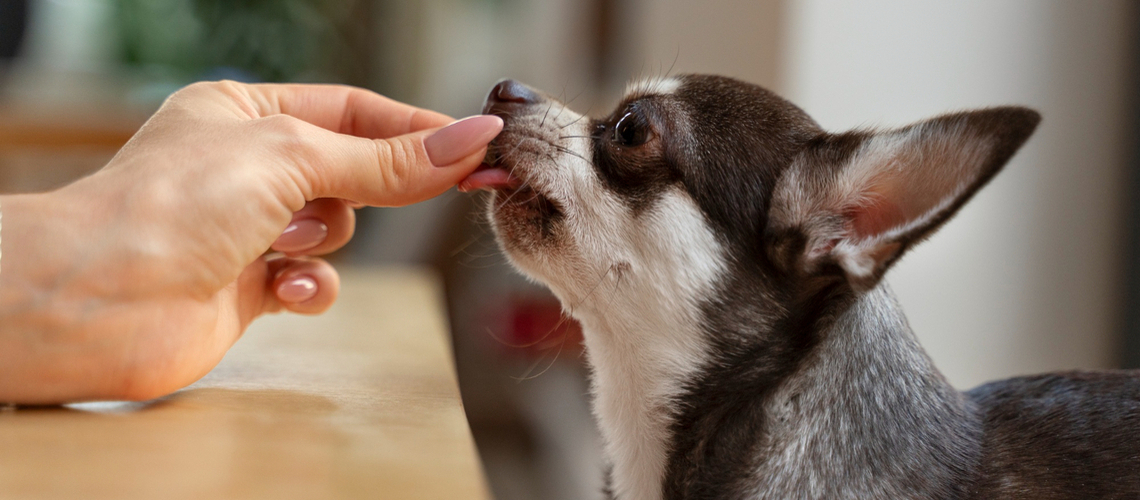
[424,115,504,167]
[277,276,318,303]
[272,219,328,253]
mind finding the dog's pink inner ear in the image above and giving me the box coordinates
[843,136,979,242]
[846,191,907,239]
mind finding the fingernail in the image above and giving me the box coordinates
[272,219,328,253]
[424,115,503,167]
[277,276,318,303]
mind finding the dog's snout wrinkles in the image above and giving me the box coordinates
[484,79,539,115]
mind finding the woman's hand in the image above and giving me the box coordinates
[0,81,502,404]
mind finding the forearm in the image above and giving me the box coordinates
[0,192,106,404]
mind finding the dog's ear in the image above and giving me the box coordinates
[767,107,1040,290]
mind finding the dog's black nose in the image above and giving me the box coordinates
[490,79,538,104]
[484,79,539,114]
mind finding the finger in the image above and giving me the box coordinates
[236,82,453,138]
[270,258,340,315]
[264,114,502,207]
[231,256,340,331]
[271,198,356,256]
[233,256,273,332]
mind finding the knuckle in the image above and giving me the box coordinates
[165,80,253,118]
[261,115,317,156]
[260,113,303,133]
[375,138,413,194]
[162,81,212,111]
[256,115,319,201]
[174,80,235,101]
[178,80,219,97]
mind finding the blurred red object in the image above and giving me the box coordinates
[493,294,583,359]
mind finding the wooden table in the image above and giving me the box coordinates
[0,266,491,500]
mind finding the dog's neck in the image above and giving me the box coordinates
[742,285,982,499]
[577,283,982,500]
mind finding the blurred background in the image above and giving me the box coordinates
[1,0,1138,498]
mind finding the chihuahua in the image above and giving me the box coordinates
[464,75,1140,499]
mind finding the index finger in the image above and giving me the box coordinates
[237,83,453,139]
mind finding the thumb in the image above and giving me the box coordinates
[298,115,503,207]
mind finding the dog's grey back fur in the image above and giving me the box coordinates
[968,371,1140,498]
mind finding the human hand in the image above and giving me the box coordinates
[0,81,502,404]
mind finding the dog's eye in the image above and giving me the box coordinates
[613,110,649,147]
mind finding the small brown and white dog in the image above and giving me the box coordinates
[463,75,1140,499]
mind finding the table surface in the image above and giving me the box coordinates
[0,266,491,500]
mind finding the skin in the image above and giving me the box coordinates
[0,81,502,405]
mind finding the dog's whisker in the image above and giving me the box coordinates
[540,100,555,128]
[494,182,532,210]
[663,49,680,83]
[512,265,616,382]
[551,146,590,163]
[551,88,585,124]
[558,113,588,131]
[497,139,530,164]
[448,234,481,258]
[485,310,567,350]
[511,325,572,382]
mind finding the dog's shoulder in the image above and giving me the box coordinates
[965,370,1140,499]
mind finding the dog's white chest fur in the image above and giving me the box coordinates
[563,192,726,500]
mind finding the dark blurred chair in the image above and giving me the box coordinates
[0,0,28,61]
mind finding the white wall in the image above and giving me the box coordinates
[633,0,785,92]
[784,0,1133,388]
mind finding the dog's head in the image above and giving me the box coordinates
[473,75,1039,322]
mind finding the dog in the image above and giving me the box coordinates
[463,75,1140,499]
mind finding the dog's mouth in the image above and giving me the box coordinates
[460,163,521,192]
[461,162,563,220]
